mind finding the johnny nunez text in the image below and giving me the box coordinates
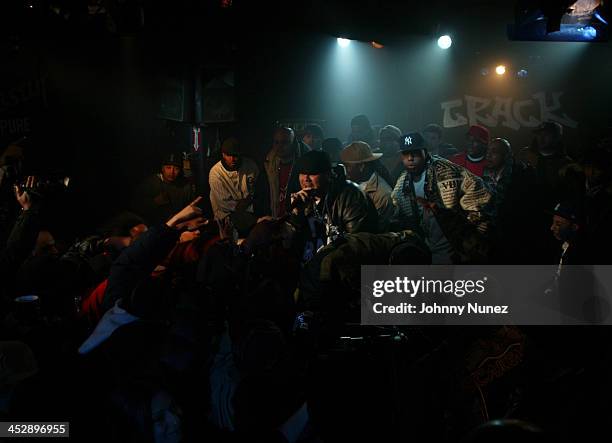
[372,302,509,315]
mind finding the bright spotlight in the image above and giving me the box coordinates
[495,65,506,75]
[337,38,351,48]
[437,35,452,49]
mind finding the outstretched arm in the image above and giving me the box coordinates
[102,197,207,311]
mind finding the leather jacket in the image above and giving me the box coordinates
[289,178,379,253]
[324,179,379,236]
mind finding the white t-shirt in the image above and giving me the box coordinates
[413,172,426,198]
[412,173,453,264]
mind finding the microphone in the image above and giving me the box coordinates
[290,188,318,211]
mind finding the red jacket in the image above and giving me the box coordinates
[81,279,108,325]
[449,152,487,177]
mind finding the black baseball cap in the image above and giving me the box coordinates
[162,153,183,167]
[295,150,332,175]
[550,201,582,224]
[398,132,426,153]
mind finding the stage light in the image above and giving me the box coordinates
[337,38,351,48]
[578,26,597,39]
[371,41,384,49]
[495,65,506,75]
[437,35,452,49]
[517,69,528,78]
[594,11,608,26]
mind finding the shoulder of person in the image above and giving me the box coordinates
[264,147,276,163]
[338,180,369,202]
[374,172,393,192]
[209,161,224,176]
[448,151,465,162]
[393,170,407,188]
[512,158,531,172]
[516,146,533,158]
[433,155,461,169]
[341,179,361,191]
[135,173,160,188]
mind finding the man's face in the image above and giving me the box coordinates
[303,133,322,151]
[486,142,507,170]
[550,215,576,241]
[584,164,604,187]
[299,172,330,193]
[536,131,555,152]
[379,131,399,153]
[302,133,313,147]
[34,230,58,257]
[222,152,240,170]
[344,162,366,183]
[423,131,441,150]
[467,136,487,158]
[401,150,426,175]
[273,130,294,158]
[161,164,181,182]
[351,124,367,141]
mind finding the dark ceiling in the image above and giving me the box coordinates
[0,0,522,44]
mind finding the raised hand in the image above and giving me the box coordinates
[14,176,36,211]
[166,196,209,231]
[290,189,314,215]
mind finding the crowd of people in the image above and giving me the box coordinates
[1,113,611,442]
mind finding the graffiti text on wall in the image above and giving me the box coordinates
[441,92,578,130]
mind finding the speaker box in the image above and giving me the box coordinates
[158,75,195,122]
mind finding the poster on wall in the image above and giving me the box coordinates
[0,75,47,149]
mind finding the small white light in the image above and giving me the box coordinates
[437,35,452,49]
[337,38,351,48]
[495,65,506,75]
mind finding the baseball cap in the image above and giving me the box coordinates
[398,132,426,153]
[162,153,183,167]
[467,125,490,145]
[551,201,583,224]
